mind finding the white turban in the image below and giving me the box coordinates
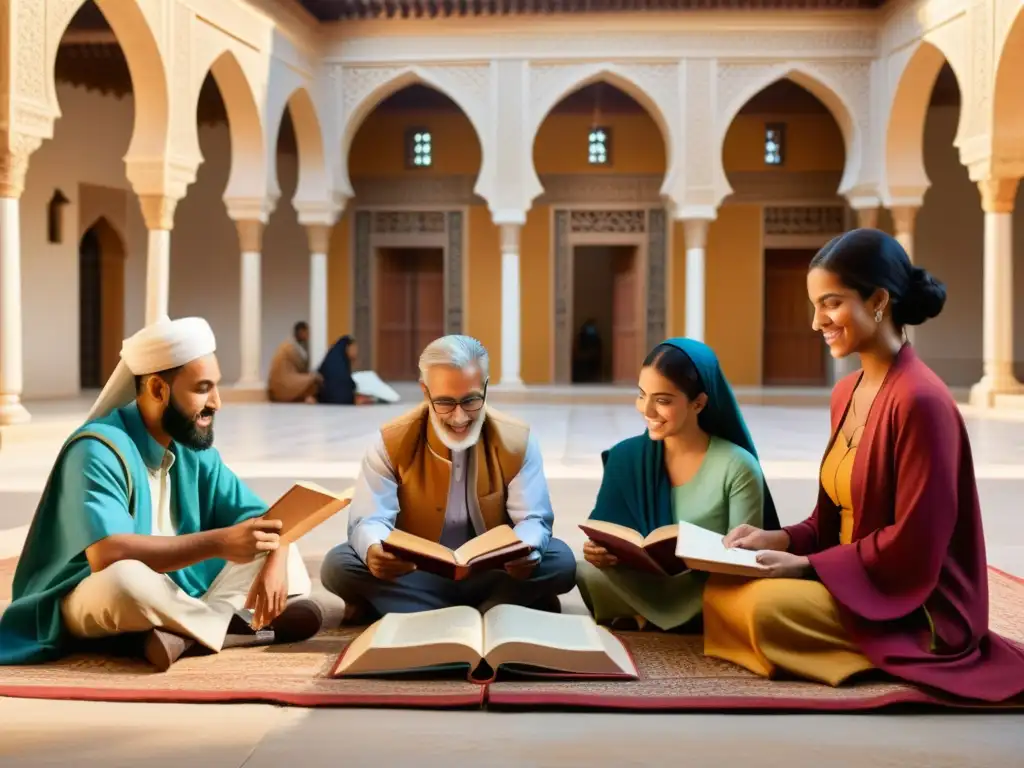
[87,316,218,422]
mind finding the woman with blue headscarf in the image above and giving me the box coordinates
[577,338,780,632]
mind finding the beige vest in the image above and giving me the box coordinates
[379,403,530,542]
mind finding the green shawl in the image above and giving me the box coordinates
[588,337,780,535]
[0,403,266,665]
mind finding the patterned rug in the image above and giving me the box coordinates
[0,568,1021,711]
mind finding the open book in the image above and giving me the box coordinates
[332,604,638,682]
[674,520,769,578]
[578,521,686,576]
[262,482,353,544]
[381,524,532,580]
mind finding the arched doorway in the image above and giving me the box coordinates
[722,78,847,387]
[78,217,126,389]
[533,81,669,384]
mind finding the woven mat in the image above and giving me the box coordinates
[489,567,1024,711]
[0,568,1021,711]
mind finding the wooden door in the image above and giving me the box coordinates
[79,227,102,389]
[611,247,638,384]
[762,249,827,386]
[376,248,446,381]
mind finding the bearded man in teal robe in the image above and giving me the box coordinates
[0,317,323,671]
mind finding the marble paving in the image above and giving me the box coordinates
[1,392,1023,766]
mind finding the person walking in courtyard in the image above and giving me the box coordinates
[0,317,323,672]
[702,229,1024,701]
[320,334,576,621]
[577,338,779,632]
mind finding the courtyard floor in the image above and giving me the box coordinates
[1,386,1023,766]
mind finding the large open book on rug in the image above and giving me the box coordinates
[332,604,638,682]
[580,520,768,578]
[381,525,531,580]
[263,482,353,544]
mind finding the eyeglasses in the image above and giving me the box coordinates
[425,381,488,415]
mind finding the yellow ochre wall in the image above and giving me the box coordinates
[327,98,844,385]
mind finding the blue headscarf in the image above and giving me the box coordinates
[588,337,780,534]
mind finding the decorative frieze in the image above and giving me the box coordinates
[553,210,573,384]
[646,208,668,350]
[534,175,663,206]
[570,210,647,234]
[371,211,447,234]
[764,205,846,235]
[445,211,465,334]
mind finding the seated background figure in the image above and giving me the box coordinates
[317,335,397,405]
[320,334,575,621]
[704,229,1024,701]
[577,338,779,632]
[0,317,322,672]
[268,321,321,403]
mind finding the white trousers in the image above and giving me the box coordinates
[61,546,312,652]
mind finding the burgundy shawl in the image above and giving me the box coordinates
[785,345,1024,701]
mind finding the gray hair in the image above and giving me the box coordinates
[418,335,490,381]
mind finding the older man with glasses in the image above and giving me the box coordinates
[320,335,576,622]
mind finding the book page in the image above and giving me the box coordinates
[384,528,457,565]
[579,520,645,548]
[452,524,524,565]
[373,605,483,651]
[481,604,602,657]
[642,523,679,548]
[674,520,765,569]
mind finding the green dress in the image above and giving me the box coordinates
[577,436,765,630]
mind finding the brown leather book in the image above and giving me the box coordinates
[332,604,638,682]
[578,521,687,576]
[262,482,353,544]
[380,525,532,580]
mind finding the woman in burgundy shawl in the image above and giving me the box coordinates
[702,228,1024,701]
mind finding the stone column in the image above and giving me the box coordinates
[890,205,919,262]
[139,195,178,325]
[856,206,879,230]
[306,224,330,371]
[499,222,524,387]
[0,147,32,425]
[235,220,264,387]
[970,178,1023,408]
[682,219,710,342]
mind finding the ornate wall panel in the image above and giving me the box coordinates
[763,205,846,235]
[352,209,465,368]
[553,210,572,384]
[645,207,668,350]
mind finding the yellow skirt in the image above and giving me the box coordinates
[702,575,874,687]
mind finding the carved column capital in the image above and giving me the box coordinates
[0,135,42,199]
[855,206,879,229]
[138,195,180,231]
[499,222,521,254]
[306,223,331,255]
[890,205,919,236]
[978,178,1019,214]
[235,220,264,253]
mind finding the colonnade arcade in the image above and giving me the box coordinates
[2,0,1024,424]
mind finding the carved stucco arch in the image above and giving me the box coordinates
[46,0,169,162]
[191,47,267,206]
[715,62,863,206]
[526,64,676,204]
[991,5,1024,179]
[337,66,489,200]
[881,40,966,205]
[267,86,330,209]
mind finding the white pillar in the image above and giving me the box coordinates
[891,205,920,344]
[682,219,709,342]
[306,224,330,370]
[235,220,263,387]
[0,148,31,425]
[499,222,523,387]
[970,178,1023,407]
[139,195,177,325]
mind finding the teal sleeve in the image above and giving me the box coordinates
[59,439,136,549]
[725,450,765,530]
[203,450,267,529]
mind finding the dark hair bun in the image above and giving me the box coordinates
[893,266,946,326]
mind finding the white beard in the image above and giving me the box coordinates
[429,407,486,452]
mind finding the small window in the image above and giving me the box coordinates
[406,128,432,169]
[588,127,610,166]
[764,123,785,166]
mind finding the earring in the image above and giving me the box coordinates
[874,309,883,323]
